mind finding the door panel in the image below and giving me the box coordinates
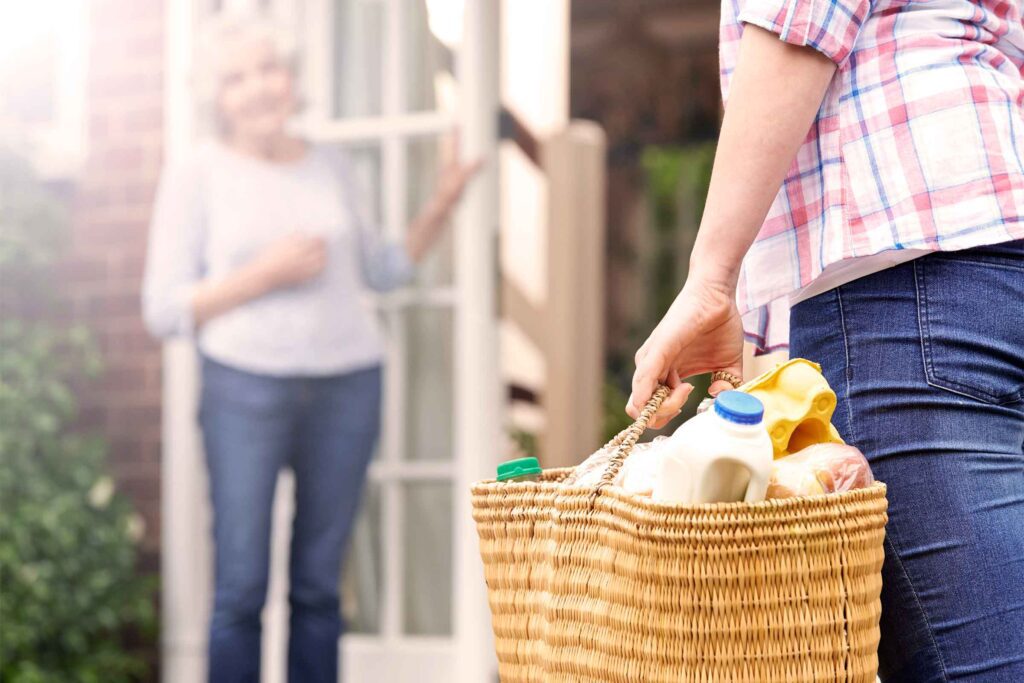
[162,1,499,681]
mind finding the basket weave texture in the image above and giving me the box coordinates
[471,387,888,682]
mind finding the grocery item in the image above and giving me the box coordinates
[652,391,773,504]
[765,442,874,500]
[562,446,613,487]
[767,459,826,498]
[496,457,542,482]
[563,439,668,491]
[738,359,845,458]
[618,436,669,496]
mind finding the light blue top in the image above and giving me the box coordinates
[142,141,413,376]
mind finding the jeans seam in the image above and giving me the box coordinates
[914,259,1024,405]
[834,287,858,446]
[899,260,951,683]
[837,280,950,681]
[914,260,934,392]
[883,536,951,683]
[929,255,1024,272]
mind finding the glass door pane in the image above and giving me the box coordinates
[326,142,383,229]
[402,306,453,461]
[333,0,385,117]
[402,481,453,635]
[403,0,457,113]
[341,481,383,633]
[406,136,453,287]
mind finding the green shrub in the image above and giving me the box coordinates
[0,153,155,683]
[604,143,717,436]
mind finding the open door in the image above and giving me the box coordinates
[161,1,500,681]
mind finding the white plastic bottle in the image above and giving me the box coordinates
[653,391,773,504]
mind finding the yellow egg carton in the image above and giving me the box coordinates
[737,358,845,459]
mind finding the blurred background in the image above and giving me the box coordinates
[0,0,781,681]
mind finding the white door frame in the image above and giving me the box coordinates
[160,1,500,681]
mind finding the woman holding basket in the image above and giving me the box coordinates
[629,1,1024,681]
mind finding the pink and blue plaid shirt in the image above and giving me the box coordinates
[721,0,1024,352]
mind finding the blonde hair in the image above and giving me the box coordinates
[192,10,302,135]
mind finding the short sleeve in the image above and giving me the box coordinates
[738,0,871,66]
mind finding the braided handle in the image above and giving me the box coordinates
[588,371,744,502]
[590,385,670,501]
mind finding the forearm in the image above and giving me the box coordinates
[690,25,837,289]
[190,261,274,328]
[404,195,451,263]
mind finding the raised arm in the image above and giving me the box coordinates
[627,25,838,428]
[343,137,482,293]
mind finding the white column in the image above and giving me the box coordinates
[452,0,501,681]
[161,1,209,680]
[160,343,211,683]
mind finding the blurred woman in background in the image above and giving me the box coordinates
[142,12,480,683]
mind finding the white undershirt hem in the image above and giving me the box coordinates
[789,249,931,305]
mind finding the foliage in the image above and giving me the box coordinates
[0,152,155,683]
[604,143,718,435]
[507,427,539,460]
[602,380,635,444]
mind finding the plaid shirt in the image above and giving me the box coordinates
[721,0,1024,352]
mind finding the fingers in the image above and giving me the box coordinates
[708,363,744,396]
[648,379,694,430]
[708,379,737,396]
[627,348,664,419]
[634,340,650,366]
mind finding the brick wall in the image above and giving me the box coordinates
[64,0,166,566]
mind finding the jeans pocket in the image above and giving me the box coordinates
[914,254,1024,405]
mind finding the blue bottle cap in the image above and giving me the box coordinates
[713,391,764,425]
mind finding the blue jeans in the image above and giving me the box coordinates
[790,240,1024,682]
[199,357,382,683]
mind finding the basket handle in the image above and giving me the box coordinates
[590,372,743,501]
[589,384,670,501]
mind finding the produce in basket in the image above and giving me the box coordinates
[561,444,613,487]
[766,442,874,499]
[563,437,669,493]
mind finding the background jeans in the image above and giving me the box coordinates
[199,357,382,683]
[790,240,1024,682]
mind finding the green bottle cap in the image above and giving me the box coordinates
[496,456,542,481]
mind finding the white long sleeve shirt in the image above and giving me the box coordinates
[142,140,413,376]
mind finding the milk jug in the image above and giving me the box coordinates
[653,391,773,504]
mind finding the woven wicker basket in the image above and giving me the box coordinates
[472,387,888,682]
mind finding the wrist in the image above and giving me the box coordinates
[242,259,281,296]
[688,256,740,294]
